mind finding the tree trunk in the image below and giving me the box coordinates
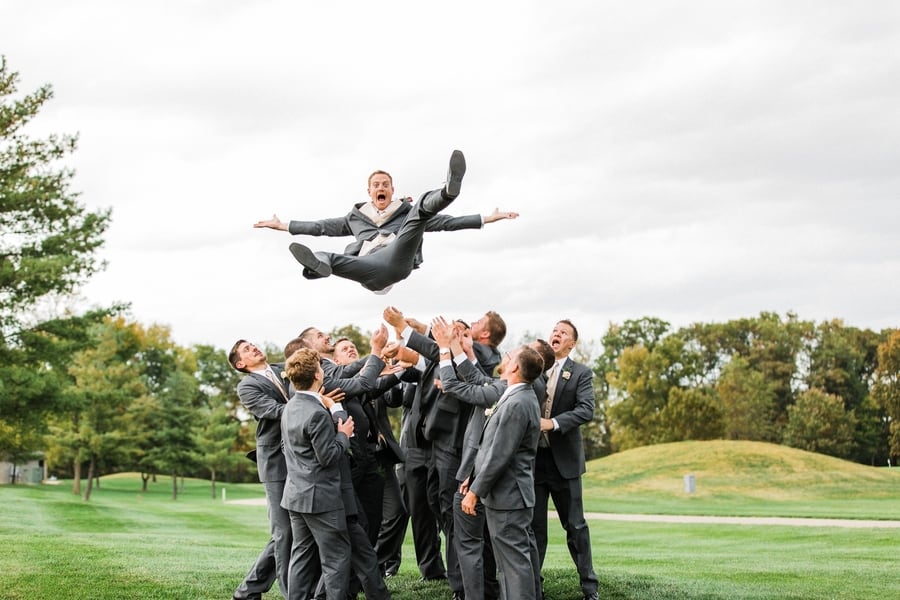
[210,468,217,500]
[83,455,96,501]
[171,473,177,500]
[141,472,150,492]
[72,458,82,495]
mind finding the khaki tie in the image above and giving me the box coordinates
[540,362,560,447]
[543,362,560,419]
[265,369,288,401]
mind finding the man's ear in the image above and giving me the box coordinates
[235,359,246,371]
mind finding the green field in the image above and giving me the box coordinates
[1,440,898,599]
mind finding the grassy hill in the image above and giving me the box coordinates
[581,440,900,518]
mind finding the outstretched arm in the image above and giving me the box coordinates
[254,213,353,237]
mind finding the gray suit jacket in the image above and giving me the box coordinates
[544,358,595,479]
[470,383,541,510]
[438,358,503,482]
[238,367,290,483]
[280,391,351,514]
[288,201,482,270]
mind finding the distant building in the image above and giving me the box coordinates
[0,457,47,484]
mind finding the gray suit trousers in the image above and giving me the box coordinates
[319,189,452,291]
[287,508,350,600]
[485,506,537,600]
[263,479,292,598]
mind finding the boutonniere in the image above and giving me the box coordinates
[562,370,572,380]
[484,407,495,418]
[281,371,289,380]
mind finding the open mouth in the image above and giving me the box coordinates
[377,193,386,201]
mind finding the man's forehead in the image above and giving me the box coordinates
[369,174,392,185]
[554,322,574,334]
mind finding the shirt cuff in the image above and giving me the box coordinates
[330,402,344,415]
[552,417,560,431]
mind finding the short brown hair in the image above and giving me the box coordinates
[285,348,321,390]
[485,311,507,347]
[283,337,305,362]
[558,319,579,341]
[368,170,393,186]
[228,339,248,372]
[516,345,545,384]
[531,339,555,372]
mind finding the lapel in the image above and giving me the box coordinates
[253,368,289,402]
[481,383,516,437]
[552,358,573,404]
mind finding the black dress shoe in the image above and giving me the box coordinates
[443,150,466,199]
[289,242,332,277]
[583,592,599,600]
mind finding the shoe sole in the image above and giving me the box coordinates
[289,243,331,277]
[446,150,466,198]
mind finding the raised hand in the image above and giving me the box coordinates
[431,316,453,347]
[383,306,406,330]
[483,208,520,224]
[253,214,288,230]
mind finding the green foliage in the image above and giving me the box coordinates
[329,323,372,356]
[0,57,110,338]
[783,388,856,458]
[872,330,900,462]
[0,57,112,465]
[716,355,780,442]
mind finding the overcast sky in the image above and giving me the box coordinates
[3,1,898,354]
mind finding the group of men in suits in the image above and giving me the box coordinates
[228,309,600,600]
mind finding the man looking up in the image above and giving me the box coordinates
[254,150,518,293]
[532,320,600,600]
[228,340,293,600]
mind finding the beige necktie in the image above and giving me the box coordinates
[265,369,288,401]
[540,363,560,447]
[543,362,560,419]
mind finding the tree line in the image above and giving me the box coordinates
[586,314,899,466]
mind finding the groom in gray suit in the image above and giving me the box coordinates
[254,150,519,293]
[461,345,544,600]
[280,347,356,600]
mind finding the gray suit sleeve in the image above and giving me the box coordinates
[238,378,284,421]
[424,213,483,232]
[288,214,353,237]
[323,355,385,397]
[439,362,502,408]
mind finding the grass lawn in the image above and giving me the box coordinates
[1,441,898,599]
